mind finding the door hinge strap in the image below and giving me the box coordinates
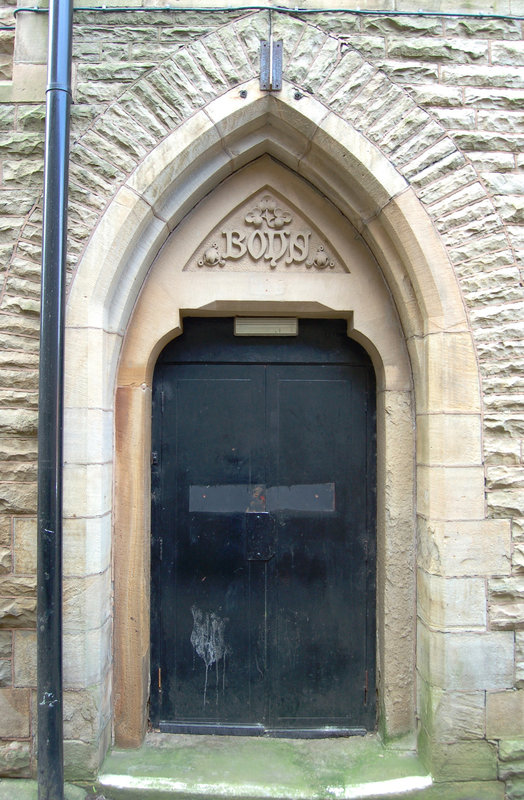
[260,39,282,91]
[158,667,162,690]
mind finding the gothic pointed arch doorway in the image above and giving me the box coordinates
[65,76,482,758]
[112,153,413,744]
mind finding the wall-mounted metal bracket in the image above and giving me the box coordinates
[260,39,283,91]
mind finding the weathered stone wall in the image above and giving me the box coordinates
[0,0,523,792]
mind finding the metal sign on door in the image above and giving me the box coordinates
[150,319,376,736]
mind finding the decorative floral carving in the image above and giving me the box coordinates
[245,195,292,230]
[307,245,335,270]
[198,243,225,268]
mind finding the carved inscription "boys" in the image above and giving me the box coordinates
[197,195,337,271]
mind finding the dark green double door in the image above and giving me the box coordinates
[151,319,376,735]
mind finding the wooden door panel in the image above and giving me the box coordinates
[267,367,373,729]
[151,319,376,734]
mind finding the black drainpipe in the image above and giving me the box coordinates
[37,0,73,797]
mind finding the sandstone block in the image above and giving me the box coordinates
[296,12,360,38]
[145,69,196,119]
[417,465,485,521]
[63,570,111,633]
[0,296,39,316]
[349,79,405,131]
[63,619,111,689]
[0,191,38,216]
[0,438,37,462]
[217,23,264,76]
[429,181,486,219]
[323,63,375,114]
[451,131,524,153]
[437,197,496,235]
[487,691,524,739]
[491,42,524,66]
[387,38,487,63]
[487,489,524,519]
[365,94,415,142]
[0,548,10,575]
[63,514,111,577]
[500,741,524,762]
[0,482,36,515]
[431,108,477,129]
[77,62,153,83]
[0,315,39,340]
[131,81,182,132]
[170,49,217,104]
[489,601,524,630]
[13,630,35,687]
[442,65,524,88]
[0,660,11,687]
[362,15,443,35]
[75,80,130,105]
[376,60,438,83]
[0,132,44,157]
[408,84,463,108]
[0,631,11,659]
[73,24,158,44]
[487,468,524,492]
[0,740,30,777]
[405,140,461,185]
[0,597,36,628]
[0,687,29,737]
[13,517,35,574]
[117,95,167,142]
[393,120,448,167]
[1,158,43,188]
[417,570,487,629]
[484,435,521,466]
[445,18,521,38]
[0,575,35,596]
[63,682,111,743]
[514,544,524,573]
[63,463,112,520]
[477,111,524,134]
[417,413,481,466]
[79,130,137,175]
[420,682,485,742]
[469,152,516,171]
[507,778,524,799]
[418,625,514,690]
[429,739,497,782]
[298,36,344,96]
[347,35,385,59]
[64,736,105,781]
[493,196,524,224]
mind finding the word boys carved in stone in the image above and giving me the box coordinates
[193,195,342,273]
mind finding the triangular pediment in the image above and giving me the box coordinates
[184,186,348,274]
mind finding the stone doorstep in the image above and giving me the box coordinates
[0,780,87,799]
[89,733,504,800]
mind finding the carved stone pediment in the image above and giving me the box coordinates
[184,190,348,273]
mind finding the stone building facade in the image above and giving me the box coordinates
[0,0,523,796]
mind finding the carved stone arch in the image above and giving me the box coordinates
[65,78,483,760]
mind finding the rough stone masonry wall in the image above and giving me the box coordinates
[0,0,523,790]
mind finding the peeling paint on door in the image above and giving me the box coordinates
[190,606,230,708]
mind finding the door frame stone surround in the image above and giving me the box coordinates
[64,80,489,770]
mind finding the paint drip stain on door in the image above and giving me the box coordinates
[190,605,230,707]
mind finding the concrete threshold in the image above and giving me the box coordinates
[91,733,504,800]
